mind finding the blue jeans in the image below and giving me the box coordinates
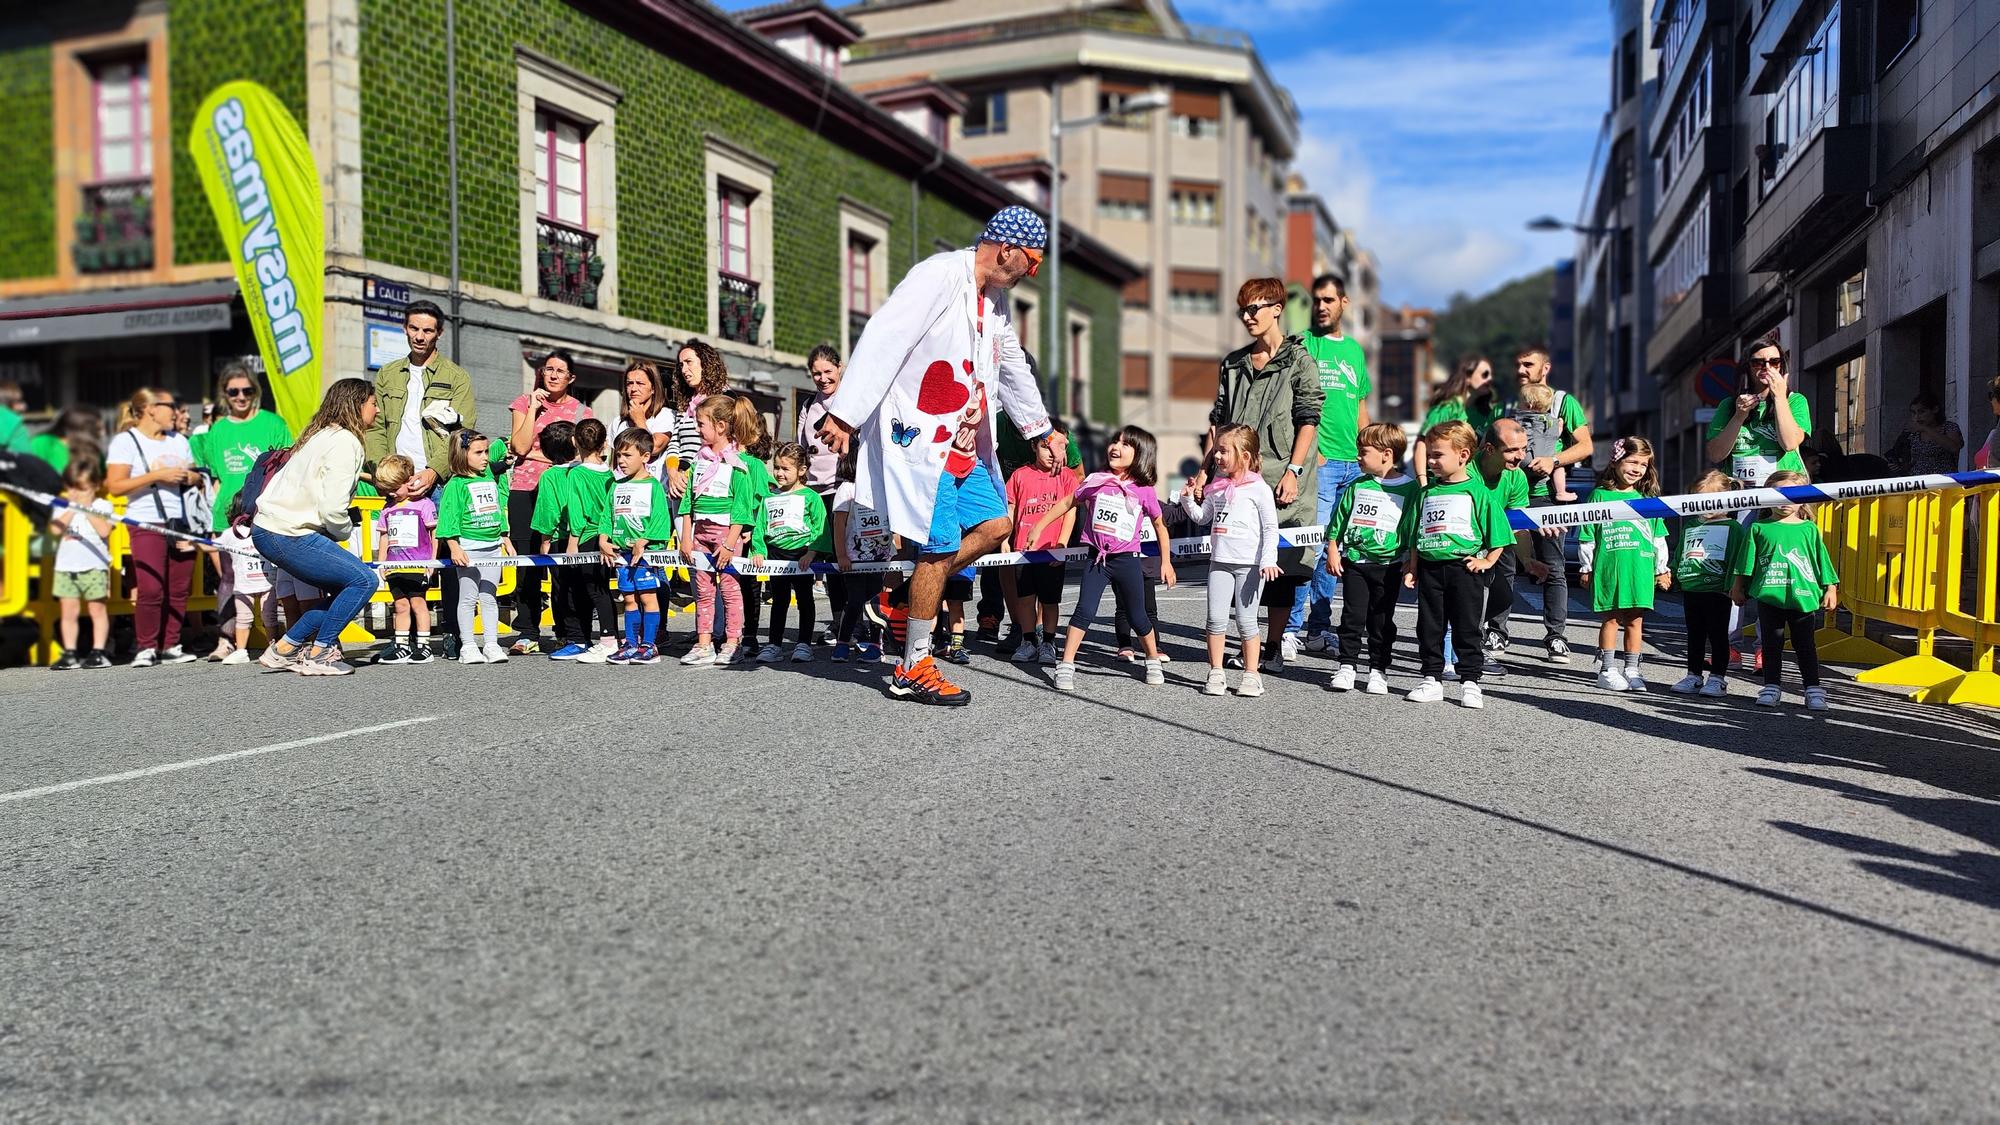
[251,527,380,648]
[1289,459,1361,634]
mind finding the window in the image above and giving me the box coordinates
[839,204,889,353]
[847,233,874,316]
[1169,288,1219,315]
[963,90,1007,136]
[1067,317,1090,417]
[1097,87,1152,129]
[1122,354,1150,394]
[1877,0,1918,74]
[1653,194,1711,321]
[1659,0,1694,78]
[1834,268,1866,328]
[1097,197,1148,221]
[1121,276,1150,308]
[91,56,150,181]
[534,110,586,227]
[1764,7,1840,186]
[720,184,753,277]
[1170,114,1219,139]
[1619,31,1638,105]
[1169,184,1218,226]
[1097,173,1151,222]
[1658,53,1712,198]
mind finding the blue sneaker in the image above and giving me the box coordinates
[831,642,852,663]
[548,643,589,661]
[858,642,882,663]
[631,644,661,665]
[606,644,637,665]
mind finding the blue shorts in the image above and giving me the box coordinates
[617,564,661,593]
[922,462,1008,556]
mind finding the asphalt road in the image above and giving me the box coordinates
[3,577,1998,1122]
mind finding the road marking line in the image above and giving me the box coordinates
[0,716,442,806]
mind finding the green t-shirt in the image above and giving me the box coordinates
[0,406,28,454]
[196,410,293,530]
[1477,462,1531,511]
[596,475,673,549]
[1673,516,1741,594]
[678,453,760,529]
[436,473,508,543]
[529,464,572,538]
[1576,488,1668,609]
[1421,395,1503,441]
[27,433,71,475]
[764,485,831,553]
[1305,330,1371,462]
[1505,386,1589,500]
[1403,475,1513,561]
[1705,392,1811,483]
[562,464,615,547]
[1329,473,1420,564]
[1732,518,1837,613]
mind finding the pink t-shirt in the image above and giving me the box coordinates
[1007,464,1078,550]
[509,392,593,491]
[380,497,438,565]
[1074,472,1162,555]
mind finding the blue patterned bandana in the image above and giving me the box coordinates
[978,205,1048,250]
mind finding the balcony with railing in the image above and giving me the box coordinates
[718,273,765,346]
[536,218,603,308]
[73,179,154,273]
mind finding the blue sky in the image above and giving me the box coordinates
[717,0,1611,307]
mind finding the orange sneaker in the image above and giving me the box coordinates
[865,588,909,644]
[890,655,971,706]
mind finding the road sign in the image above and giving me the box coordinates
[1695,358,1737,406]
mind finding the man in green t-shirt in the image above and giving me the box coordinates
[1704,336,1810,485]
[1504,344,1593,663]
[1293,273,1373,653]
[1472,418,1542,665]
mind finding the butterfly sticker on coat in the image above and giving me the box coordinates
[890,419,920,447]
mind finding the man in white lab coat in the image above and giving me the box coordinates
[817,206,1061,706]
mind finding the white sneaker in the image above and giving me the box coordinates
[1364,669,1390,695]
[1237,671,1265,697]
[1804,686,1829,711]
[1203,668,1228,695]
[159,646,199,665]
[1756,685,1782,707]
[791,642,813,662]
[483,642,508,663]
[1441,663,1459,682]
[1280,631,1302,663]
[1011,637,1040,663]
[1700,676,1729,698]
[1595,667,1630,691]
[1670,673,1705,694]
[1406,677,1445,703]
[1144,659,1164,686]
[716,643,741,666]
[1460,681,1485,709]
[680,644,717,667]
[1038,640,1058,665]
[576,642,617,664]
[460,646,488,665]
[1624,670,1649,692]
[1053,662,1076,692]
[219,648,252,665]
[757,643,783,663]
[1329,665,1357,692]
[129,648,159,668]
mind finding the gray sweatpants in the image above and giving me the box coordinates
[1206,561,1265,639]
[455,540,503,649]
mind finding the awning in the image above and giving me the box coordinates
[0,279,238,347]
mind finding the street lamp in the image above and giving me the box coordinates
[1046,86,1169,414]
[1527,215,1615,238]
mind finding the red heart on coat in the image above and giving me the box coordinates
[915,359,970,416]
[932,425,952,443]
[962,359,974,374]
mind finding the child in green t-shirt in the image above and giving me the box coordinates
[527,422,583,658]
[558,418,620,662]
[1578,437,1671,693]
[1400,419,1512,707]
[1730,469,1839,710]
[731,396,776,665]
[751,442,830,663]
[597,427,675,665]
[1326,422,1421,695]
[436,431,515,664]
[1669,471,1744,697]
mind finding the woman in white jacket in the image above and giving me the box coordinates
[251,379,381,676]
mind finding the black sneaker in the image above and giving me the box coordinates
[373,644,414,665]
[1483,628,1509,654]
[408,643,434,664]
[941,640,971,665]
[996,626,1023,657]
[81,649,112,669]
[1482,661,1508,679]
[442,633,461,660]
[975,614,1001,644]
[50,652,81,671]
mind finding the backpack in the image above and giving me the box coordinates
[1510,391,1565,463]
[231,445,296,528]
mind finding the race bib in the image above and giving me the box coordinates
[1420,494,1474,539]
[767,494,806,534]
[1732,451,1779,485]
[383,511,420,550]
[1091,494,1138,543]
[696,462,733,499]
[1212,503,1231,536]
[1684,523,1731,562]
[242,554,267,580]
[1349,490,1403,533]
[851,505,888,558]
[613,482,652,519]
[466,481,500,516]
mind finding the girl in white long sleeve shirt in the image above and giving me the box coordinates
[1180,423,1280,696]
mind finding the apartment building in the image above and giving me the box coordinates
[1634,0,1999,484]
[840,0,1301,472]
[1377,305,1441,430]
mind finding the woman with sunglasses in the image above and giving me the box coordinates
[1705,334,1810,485]
[105,387,202,666]
[193,364,294,659]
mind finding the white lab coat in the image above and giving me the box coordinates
[825,249,1051,544]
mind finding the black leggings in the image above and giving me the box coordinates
[1758,602,1822,687]
[1684,590,1732,675]
[1337,560,1401,671]
[1112,569,1159,647]
[556,561,618,644]
[767,575,817,645]
[837,573,882,643]
[506,488,546,642]
[1075,554,1152,638]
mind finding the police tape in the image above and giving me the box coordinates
[1504,469,2000,531]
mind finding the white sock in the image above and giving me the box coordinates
[906,616,936,664]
